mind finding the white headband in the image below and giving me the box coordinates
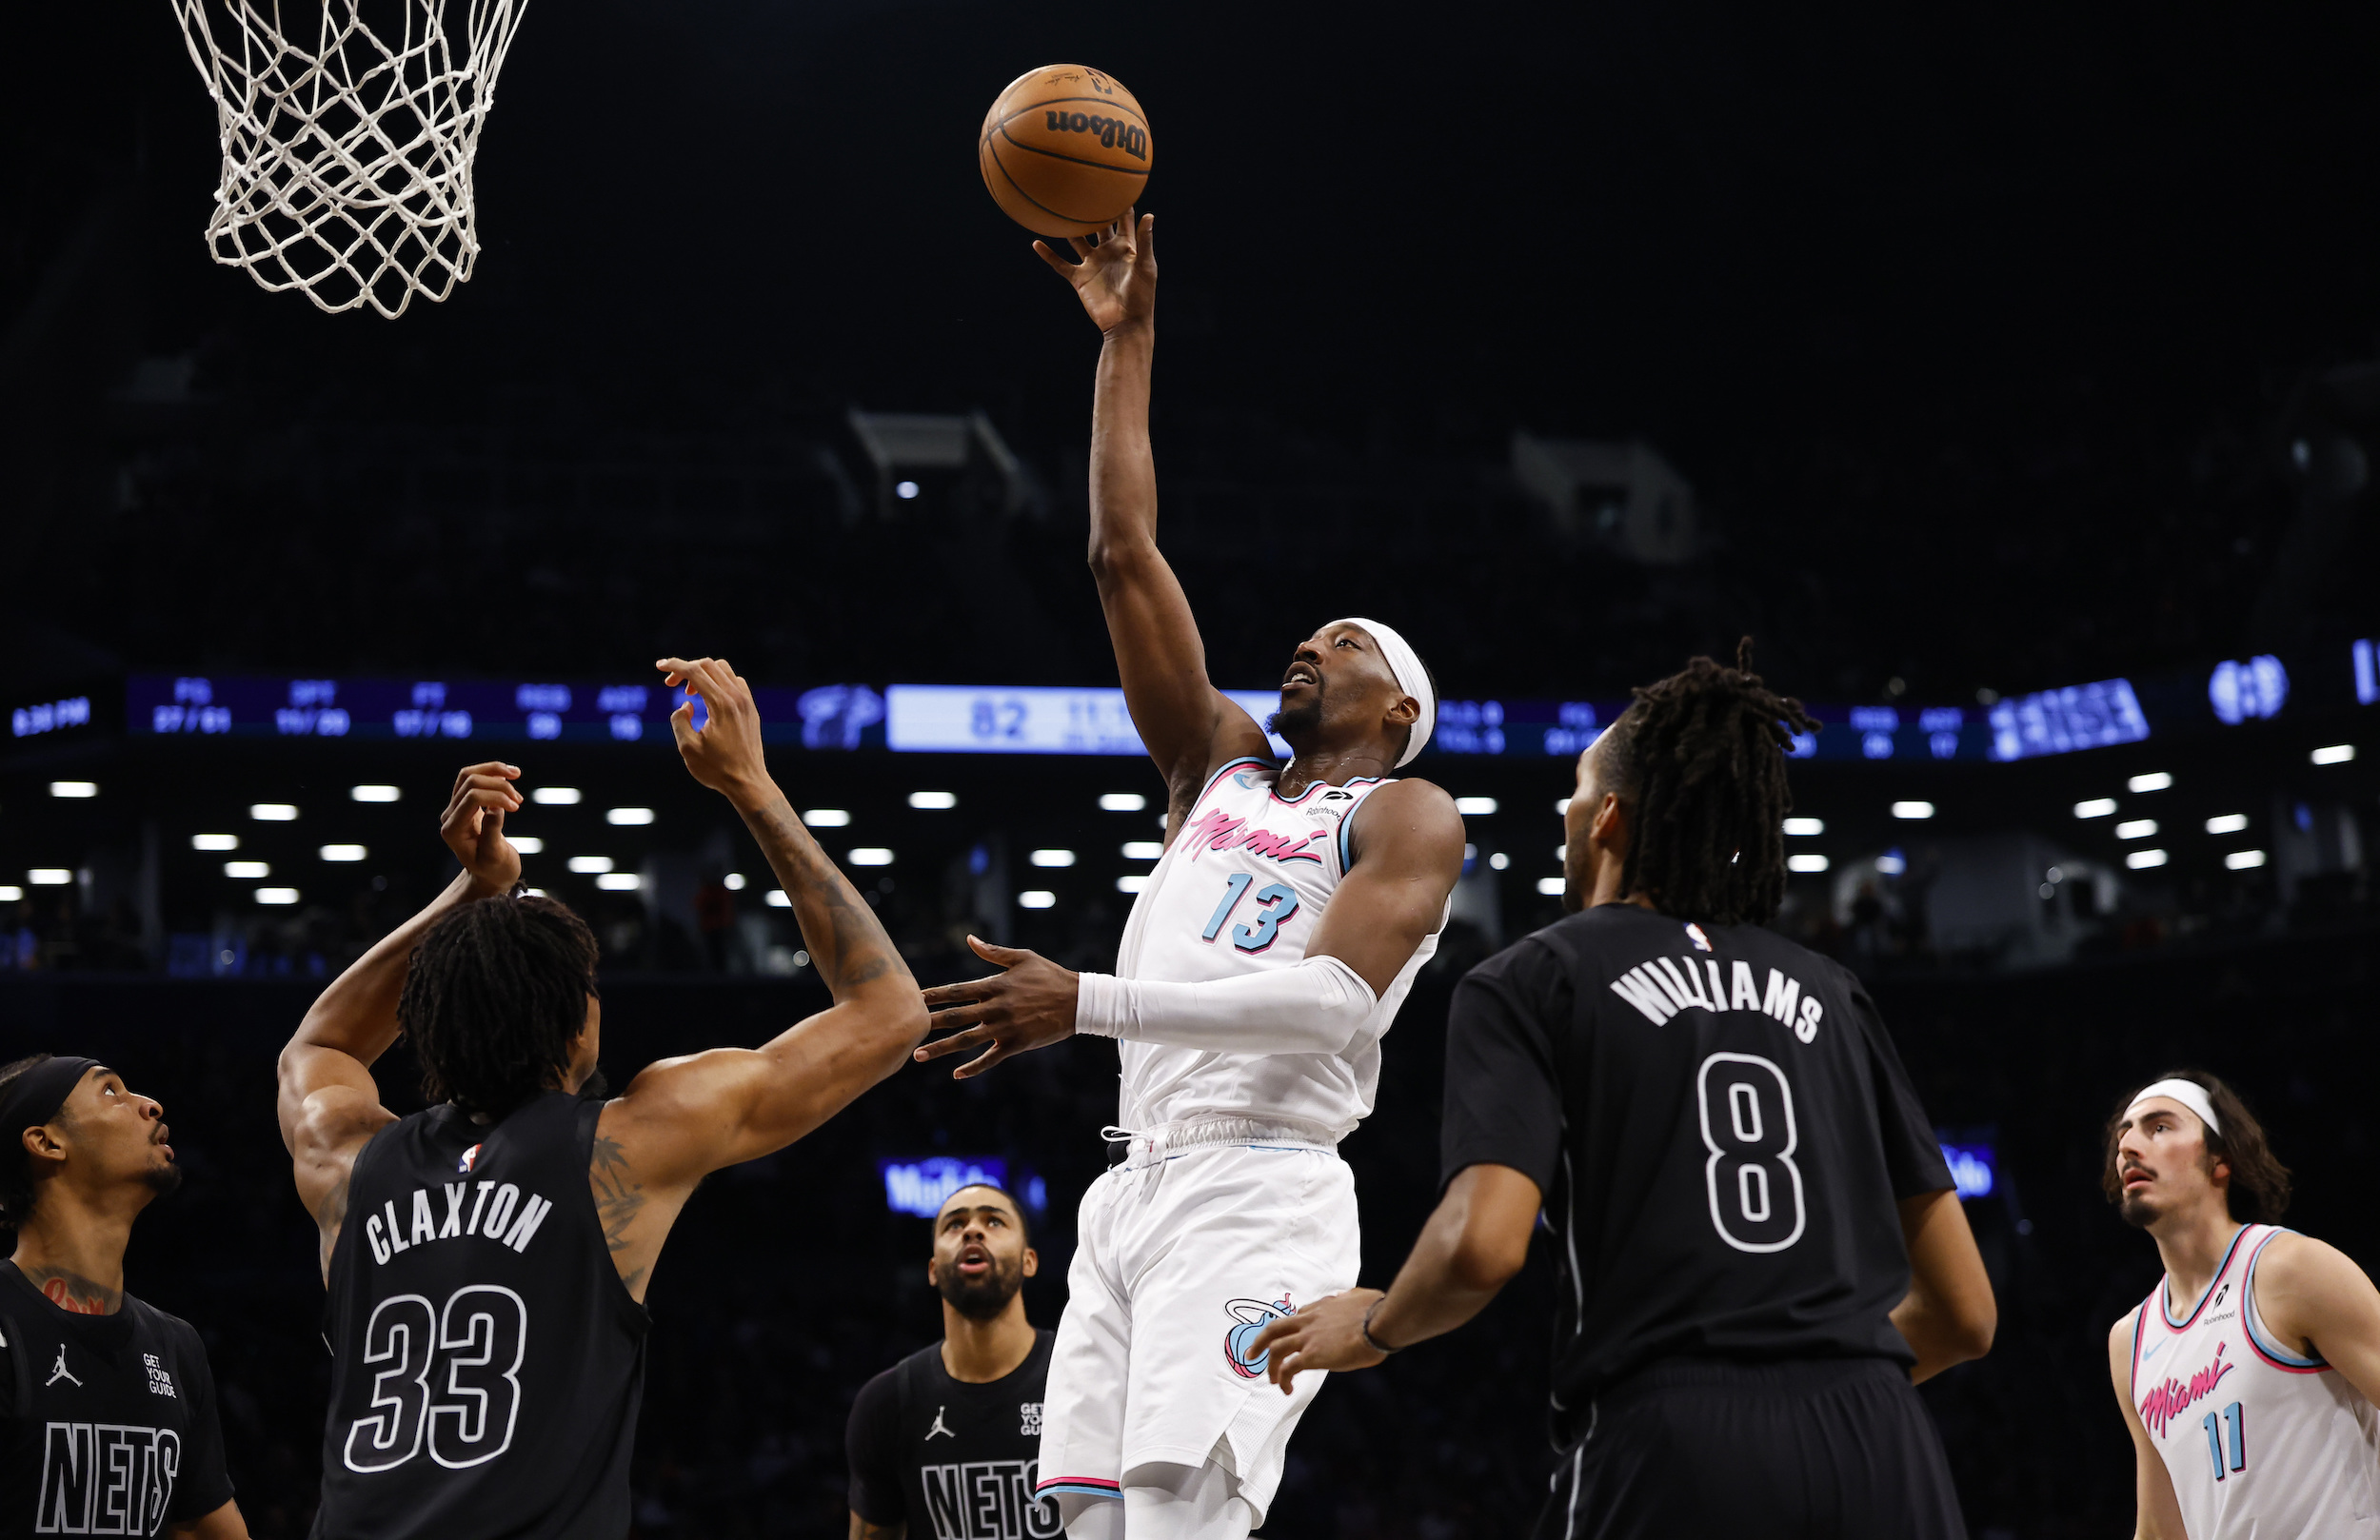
[1335,616,1435,768]
[2126,1078,2221,1137]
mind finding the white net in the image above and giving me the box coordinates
[169,0,530,319]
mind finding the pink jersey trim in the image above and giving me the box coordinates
[1189,758,1276,819]
[2161,1224,2253,1330]
[2242,1226,2331,1374]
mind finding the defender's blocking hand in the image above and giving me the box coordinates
[1247,1288,1388,1394]
[440,761,523,896]
[658,656,771,805]
[915,937,1081,1077]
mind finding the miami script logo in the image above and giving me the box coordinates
[2139,1341,2235,1438]
[1178,807,1327,866]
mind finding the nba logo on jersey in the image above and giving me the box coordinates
[1684,922,1714,953]
[458,1144,482,1175]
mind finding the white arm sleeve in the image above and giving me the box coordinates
[1073,955,1381,1056]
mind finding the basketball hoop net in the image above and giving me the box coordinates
[169,0,529,319]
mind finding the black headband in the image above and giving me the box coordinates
[0,1057,101,1159]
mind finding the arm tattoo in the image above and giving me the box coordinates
[740,797,902,996]
[590,1134,649,1292]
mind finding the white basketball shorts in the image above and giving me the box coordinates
[1035,1119,1360,1529]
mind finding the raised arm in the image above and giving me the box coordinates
[590,659,927,1296]
[279,762,524,1275]
[1037,210,1271,800]
[913,779,1462,1076]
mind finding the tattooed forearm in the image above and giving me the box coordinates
[24,1265,122,1315]
[736,793,908,998]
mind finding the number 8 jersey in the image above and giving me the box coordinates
[1437,904,1954,1439]
[315,1092,648,1540]
[1110,757,1445,1140]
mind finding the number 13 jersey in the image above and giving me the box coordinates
[1110,757,1445,1141]
[315,1092,649,1540]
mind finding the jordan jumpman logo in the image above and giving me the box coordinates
[46,1343,81,1388]
[924,1405,955,1441]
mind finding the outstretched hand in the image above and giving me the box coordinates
[658,656,772,805]
[1246,1288,1388,1394]
[1035,208,1155,335]
[440,761,523,896]
[915,937,1082,1077]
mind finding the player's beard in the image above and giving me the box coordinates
[1268,678,1324,741]
[142,1160,184,1200]
[938,1252,1023,1322]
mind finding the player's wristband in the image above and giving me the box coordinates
[1359,1295,1402,1355]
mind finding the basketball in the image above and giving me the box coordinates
[979,65,1153,238]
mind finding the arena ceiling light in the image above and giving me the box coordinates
[1030,849,1077,867]
[605,807,654,826]
[509,837,545,854]
[2225,850,2268,870]
[1787,854,1831,874]
[1489,852,1511,870]
[908,791,959,810]
[2125,850,2169,870]
[803,808,851,827]
[1100,793,1147,812]
[257,887,301,905]
[1536,877,1567,896]
[225,860,270,879]
[595,873,642,891]
[0,886,20,901]
[2113,820,2158,840]
[1018,890,1057,909]
[2073,799,2117,819]
[532,787,582,805]
[1454,797,1498,816]
[1782,818,1823,837]
[1890,801,1935,819]
[2128,772,2174,793]
[28,869,73,886]
[724,873,746,890]
[764,890,791,908]
[251,803,299,820]
[2311,744,2356,765]
[1116,875,1149,895]
[566,856,614,874]
[320,845,367,862]
[2205,813,2250,836]
[1121,841,1164,859]
[1554,799,1571,815]
[192,834,239,851]
[350,785,401,802]
[848,848,895,866]
[50,781,98,799]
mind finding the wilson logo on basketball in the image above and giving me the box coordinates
[1042,111,1149,160]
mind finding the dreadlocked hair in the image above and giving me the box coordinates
[399,892,599,1120]
[1600,639,1816,926]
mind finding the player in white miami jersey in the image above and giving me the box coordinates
[2104,1070,2380,1539]
[913,208,1465,1537]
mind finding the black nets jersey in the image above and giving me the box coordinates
[0,1262,235,1538]
[314,1092,649,1540]
[1440,904,1953,1437]
[846,1331,1060,1540]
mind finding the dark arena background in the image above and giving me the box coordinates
[7,1,2380,1535]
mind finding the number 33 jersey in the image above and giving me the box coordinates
[1110,757,1445,1141]
[315,1092,649,1540]
[1438,904,1954,1434]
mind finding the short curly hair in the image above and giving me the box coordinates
[399,893,600,1119]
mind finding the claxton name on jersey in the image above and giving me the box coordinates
[361,1178,556,1265]
[1609,957,1826,1042]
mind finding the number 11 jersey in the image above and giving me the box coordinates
[1439,904,1953,1439]
[1110,757,1445,1142]
[315,1092,649,1540]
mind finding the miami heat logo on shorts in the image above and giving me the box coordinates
[1222,1295,1296,1378]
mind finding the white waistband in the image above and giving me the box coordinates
[1101,1116,1339,1159]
